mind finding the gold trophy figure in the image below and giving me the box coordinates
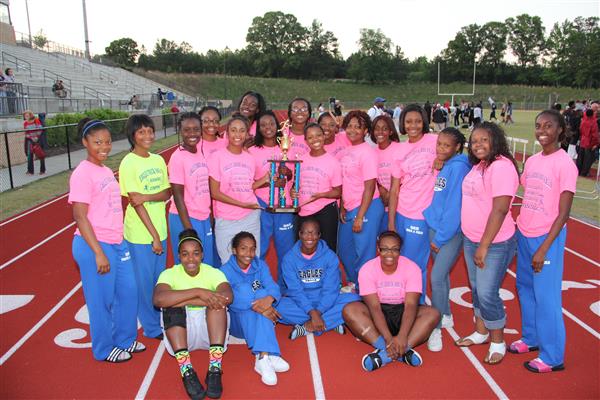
[267,119,302,212]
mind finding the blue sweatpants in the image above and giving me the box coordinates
[229,310,280,355]
[277,293,360,332]
[516,228,567,366]
[338,199,384,284]
[127,240,167,338]
[72,236,138,360]
[395,213,430,303]
[258,198,295,287]
[168,213,217,268]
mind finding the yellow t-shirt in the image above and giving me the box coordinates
[119,152,170,243]
[157,263,229,309]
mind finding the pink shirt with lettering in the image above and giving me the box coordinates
[208,148,257,220]
[358,256,422,304]
[517,149,577,237]
[298,152,342,216]
[168,146,211,220]
[324,134,350,161]
[376,141,402,192]
[461,156,519,243]
[339,142,380,211]
[248,145,288,205]
[284,127,310,158]
[200,136,227,158]
[391,134,437,219]
[68,160,123,244]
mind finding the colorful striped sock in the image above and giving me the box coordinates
[174,348,192,376]
[208,344,224,371]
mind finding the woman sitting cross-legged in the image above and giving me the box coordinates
[342,231,440,371]
[220,231,290,386]
[277,218,360,339]
[153,229,233,400]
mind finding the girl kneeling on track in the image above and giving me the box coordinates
[278,218,360,340]
[342,231,440,372]
[456,122,519,365]
[153,229,232,400]
[70,118,144,363]
[119,114,171,341]
[220,232,290,386]
[168,112,218,268]
[423,127,471,351]
[512,110,577,373]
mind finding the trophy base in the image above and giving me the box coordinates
[266,207,298,214]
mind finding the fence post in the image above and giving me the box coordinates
[163,114,167,138]
[65,125,72,170]
[4,132,14,189]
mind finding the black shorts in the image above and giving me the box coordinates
[162,307,187,329]
[381,303,405,336]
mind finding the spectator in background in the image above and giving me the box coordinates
[505,102,514,124]
[333,100,343,118]
[5,68,16,114]
[490,102,497,121]
[472,103,483,127]
[452,103,460,127]
[157,87,167,107]
[393,103,402,133]
[52,80,67,98]
[577,109,599,177]
[432,105,447,132]
[424,101,432,125]
[23,110,46,175]
[368,97,387,121]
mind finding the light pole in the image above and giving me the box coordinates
[82,0,91,60]
[25,0,32,47]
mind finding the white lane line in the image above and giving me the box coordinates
[570,215,600,230]
[135,342,166,400]
[0,222,76,271]
[566,247,600,268]
[306,333,326,400]
[0,193,70,226]
[506,269,600,339]
[0,281,82,365]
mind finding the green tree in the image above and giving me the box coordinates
[32,29,48,50]
[104,38,140,67]
[347,28,395,83]
[478,21,509,83]
[506,14,545,67]
[303,20,342,79]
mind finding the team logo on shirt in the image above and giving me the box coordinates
[434,177,447,192]
[298,268,323,283]
[251,280,262,292]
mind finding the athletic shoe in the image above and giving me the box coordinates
[333,324,345,335]
[340,282,356,294]
[441,314,454,328]
[182,368,206,400]
[289,324,307,340]
[205,367,223,399]
[427,328,443,352]
[105,348,132,363]
[255,355,277,385]
[268,355,290,373]
[125,341,146,354]
[402,348,423,367]
[361,349,392,372]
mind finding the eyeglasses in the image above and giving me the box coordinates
[291,108,309,113]
[378,247,401,254]
[201,119,220,125]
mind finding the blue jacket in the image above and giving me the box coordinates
[281,240,341,315]
[423,153,471,248]
[220,255,281,313]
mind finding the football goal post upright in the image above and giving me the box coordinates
[437,62,477,106]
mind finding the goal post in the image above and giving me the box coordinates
[437,62,477,106]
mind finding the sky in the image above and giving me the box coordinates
[8,0,600,60]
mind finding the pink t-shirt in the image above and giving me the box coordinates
[208,148,257,220]
[168,146,211,220]
[376,141,401,192]
[324,134,350,161]
[298,152,342,216]
[339,142,380,211]
[284,128,310,158]
[200,136,227,158]
[517,149,578,237]
[248,145,290,205]
[358,256,422,304]
[461,156,519,243]
[391,134,438,219]
[68,160,123,244]
[249,121,257,137]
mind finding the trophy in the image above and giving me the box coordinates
[267,120,302,213]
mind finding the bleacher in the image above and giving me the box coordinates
[0,42,193,116]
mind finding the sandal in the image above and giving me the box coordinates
[124,340,146,354]
[455,331,489,347]
[524,358,565,373]
[105,348,132,363]
[508,339,539,354]
[484,342,506,365]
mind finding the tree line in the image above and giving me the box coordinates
[102,12,599,88]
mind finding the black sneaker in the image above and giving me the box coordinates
[182,368,206,400]
[205,367,223,399]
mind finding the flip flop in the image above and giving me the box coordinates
[455,331,489,347]
[524,358,565,373]
[484,342,506,365]
[508,339,539,354]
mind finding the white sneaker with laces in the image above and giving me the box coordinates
[427,328,443,352]
[269,355,290,372]
[441,314,454,328]
[255,355,277,385]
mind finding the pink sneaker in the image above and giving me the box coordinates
[524,358,565,373]
[508,339,539,354]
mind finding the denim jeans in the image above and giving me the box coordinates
[463,234,516,330]
[429,229,463,327]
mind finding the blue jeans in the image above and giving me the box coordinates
[463,234,516,330]
[429,229,463,327]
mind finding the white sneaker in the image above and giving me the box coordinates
[255,355,277,385]
[340,282,356,294]
[427,328,443,352]
[269,355,290,372]
[441,314,454,328]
